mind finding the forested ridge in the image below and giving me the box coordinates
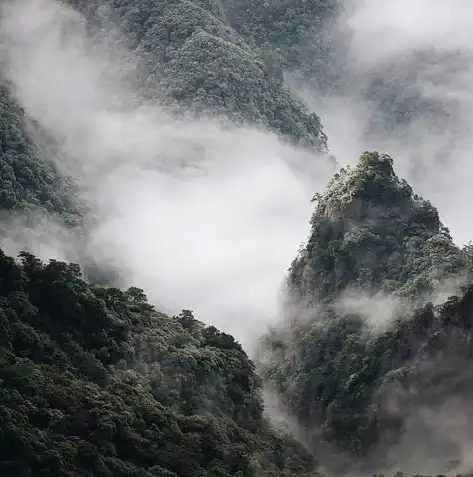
[0,84,81,224]
[0,249,319,476]
[1,0,473,476]
[260,153,473,474]
[69,0,328,151]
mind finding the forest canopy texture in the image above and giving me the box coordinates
[0,249,318,476]
[1,0,473,477]
[260,153,473,473]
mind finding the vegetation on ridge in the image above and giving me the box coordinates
[0,85,81,223]
[0,248,318,476]
[69,0,328,152]
[290,151,467,302]
[260,152,473,473]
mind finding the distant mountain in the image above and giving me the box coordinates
[68,0,328,152]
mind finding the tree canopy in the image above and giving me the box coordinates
[260,153,473,474]
[0,248,318,477]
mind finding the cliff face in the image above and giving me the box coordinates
[260,153,473,474]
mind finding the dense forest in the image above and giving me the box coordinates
[68,0,329,152]
[260,153,473,474]
[0,85,81,223]
[1,0,473,476]
[0,249,319,476]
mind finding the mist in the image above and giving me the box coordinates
[291,0,473,246]
[0,0,336,351]
[4,0,473,475]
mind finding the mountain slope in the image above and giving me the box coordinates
[67,0,327,151]
[290,151,467,302]
[259,152,473,474]
[0,0,330,230]
[220,0,341,92]
[0,84,81,223]
[0,248,318,477]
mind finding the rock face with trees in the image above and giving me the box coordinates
[260,152,473,474]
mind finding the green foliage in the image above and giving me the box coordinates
[289,152,467,301]
[221,0,338,67]
[260,152,473,466]
[0,248,317,476]
[70,0,327,151]
[0,85,81,223]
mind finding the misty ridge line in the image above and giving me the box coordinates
[288,0,473,248]
[3,1,473,475]
[1,0,473,352]
[1,0,473,349]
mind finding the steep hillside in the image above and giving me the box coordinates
[68,0,328,151]
[228,0,465,158]
[0,81,124,286]
[0,84,81,224]
[0,0,329,227]
[0,248,317,477]
[260,152,473,474]
[290,151,467,302]
[221,0,339,87]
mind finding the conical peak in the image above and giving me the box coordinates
[293,151,465,303]
[315,151,414,220]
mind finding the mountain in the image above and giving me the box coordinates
[67,0,328,152]
[289,151,467,302]
[1,0,473,476]
[0,248,318,477]
[259,152,473,474]
[220,0,339,85]
[0,84,81,224]
[0,0,330,227]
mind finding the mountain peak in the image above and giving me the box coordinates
[261,154,473,470]
[293,152,466,301]
[313,151,417,222]
[358,150,395,173]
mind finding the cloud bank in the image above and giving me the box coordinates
[0,0,334,350]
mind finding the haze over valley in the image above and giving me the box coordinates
[1,1,473,476]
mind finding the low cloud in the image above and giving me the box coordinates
[0,0,334,350]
